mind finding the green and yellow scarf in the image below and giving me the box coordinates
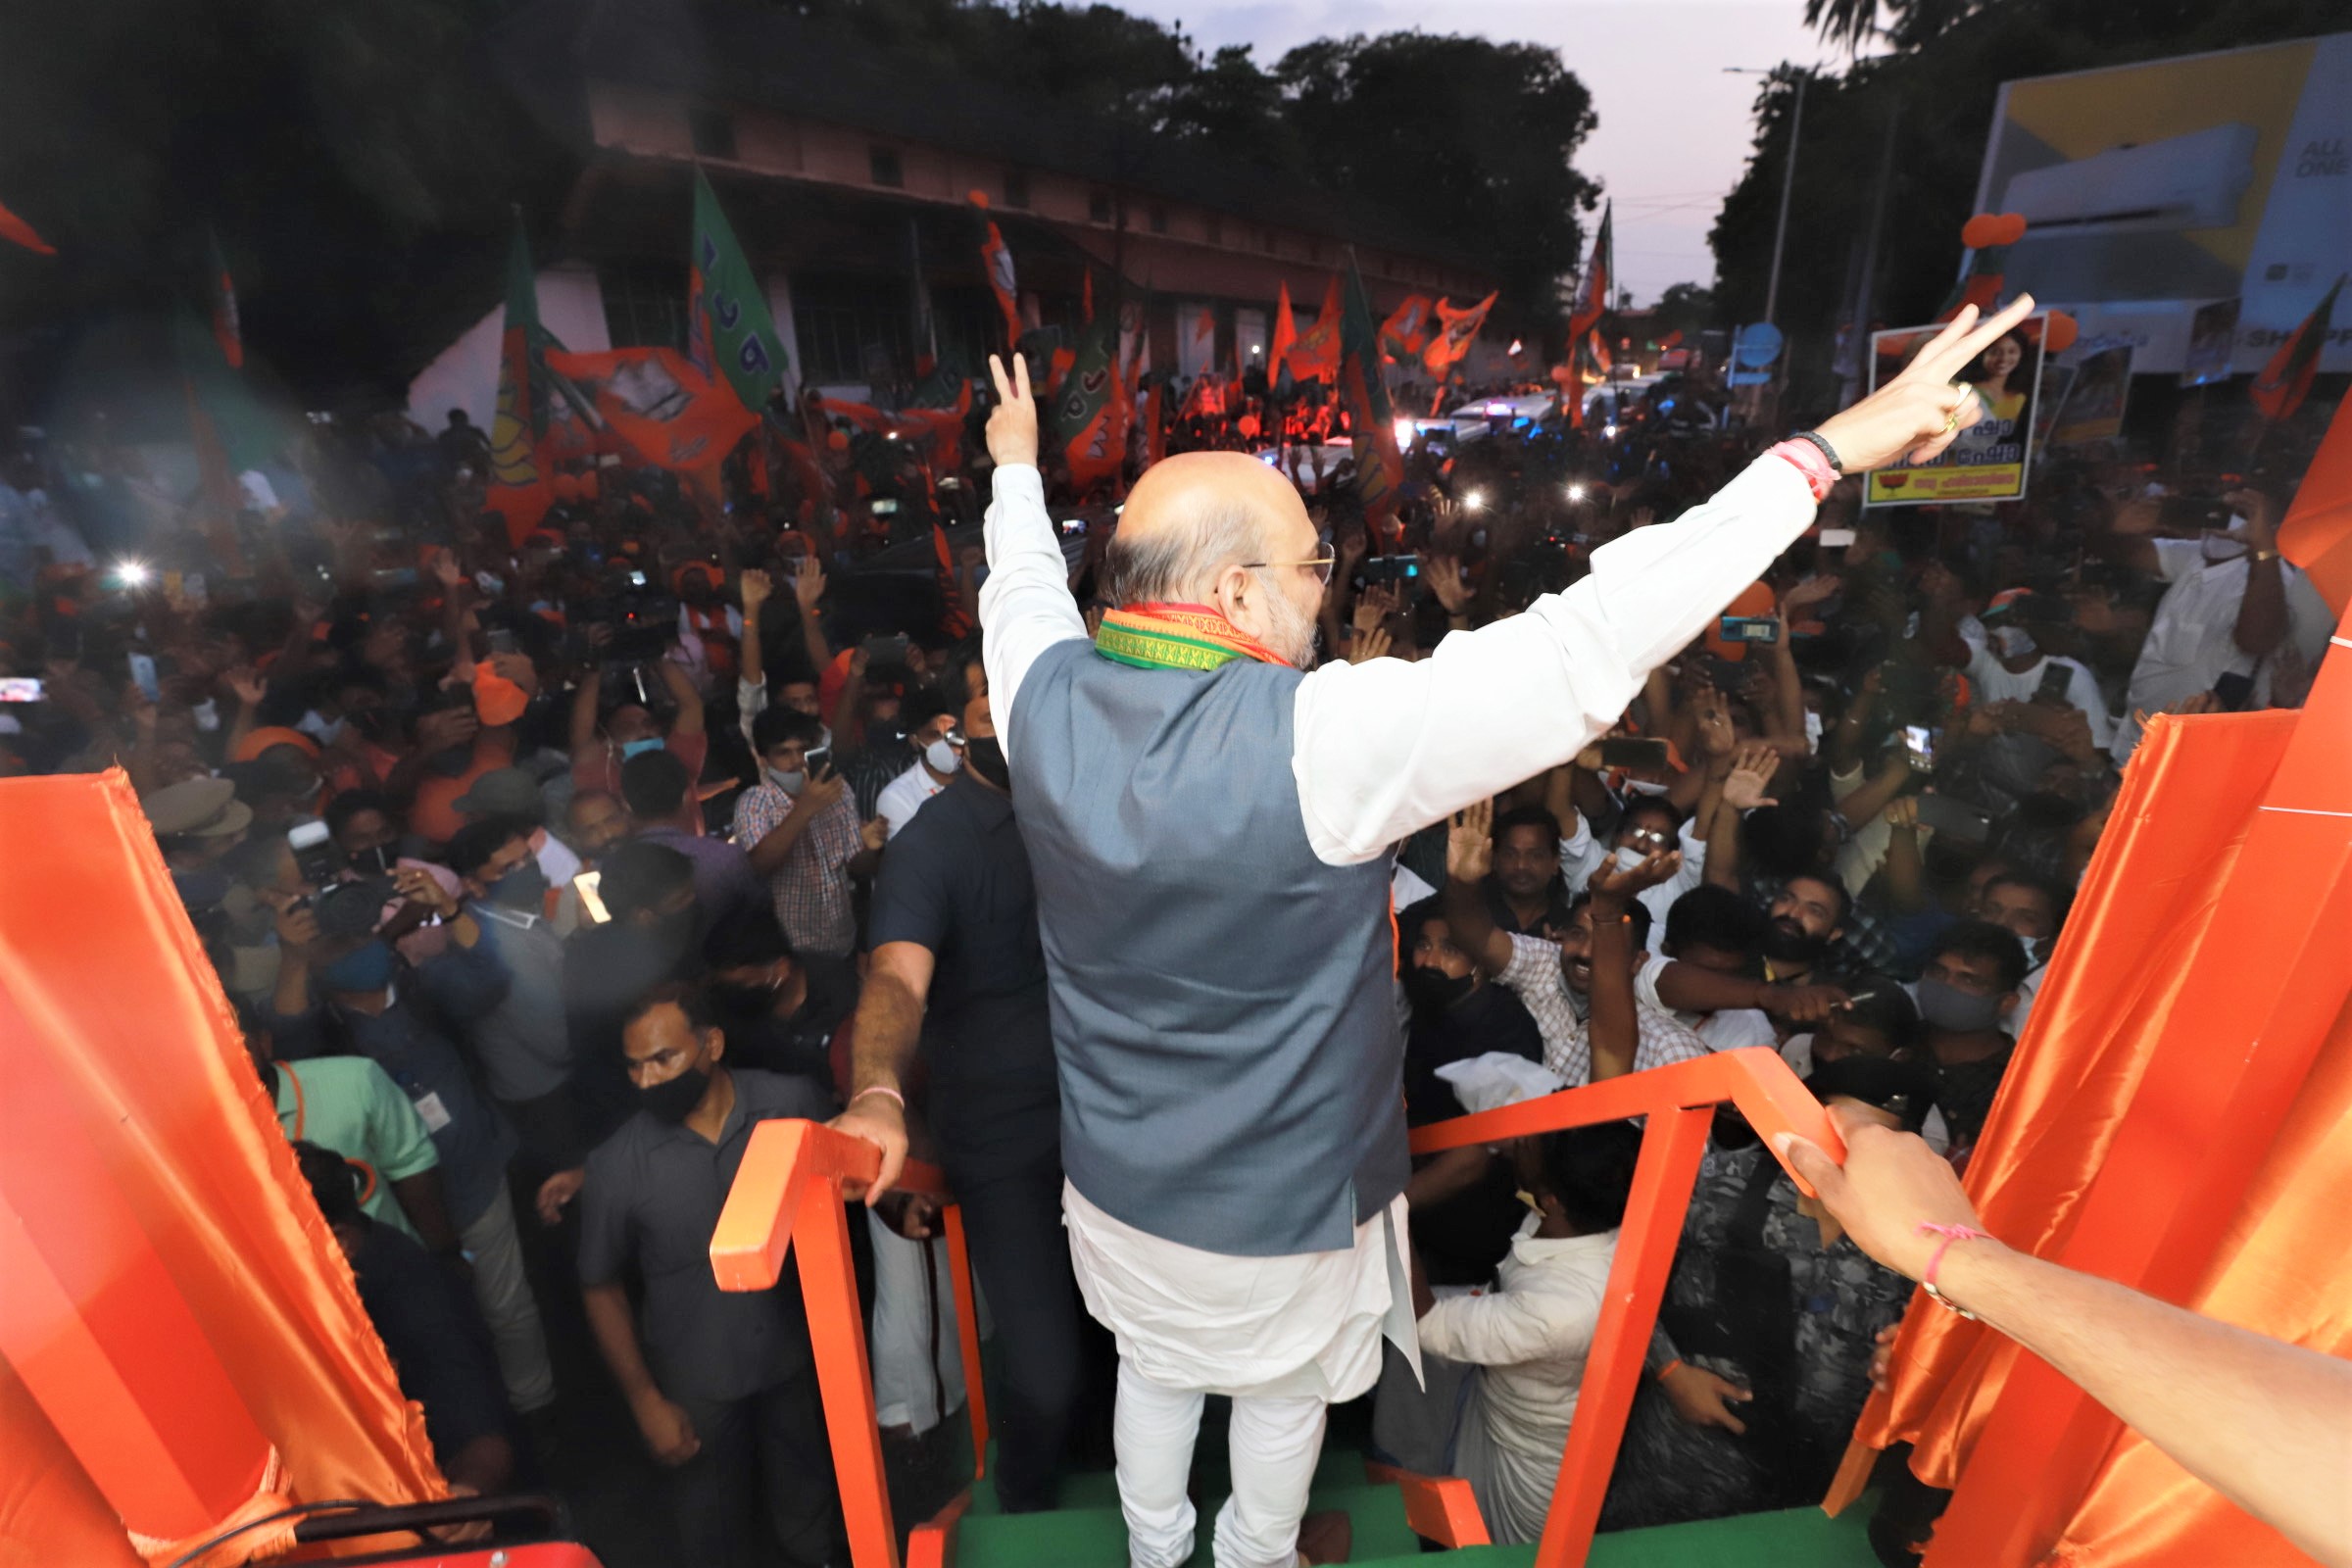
[1094,603,1294,671]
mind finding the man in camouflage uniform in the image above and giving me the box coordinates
[1602,1057,1936,1529]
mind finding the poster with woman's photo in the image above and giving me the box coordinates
[1864,314,2048,506]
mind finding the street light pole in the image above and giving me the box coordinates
[1727,65,1808,329]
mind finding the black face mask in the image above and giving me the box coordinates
[637,1063,710,1124]
[965,734,1011,792]
[488,858,550,910]
[1402,967,1476,1016]
[1760,914,1828,968]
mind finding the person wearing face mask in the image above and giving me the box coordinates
[270,875,554,1417]
[1396,897,1545,1127]
[1909,919,2028,1156]
[1960,590,2115,758]
[2092,484,2330,763]
[828,645,1103,1514]
[444,817,582,1173]
[735,706,887,957]
[1974,870,2065,1044]
[872,688,964,840]
[701,912,859,1087]
[578,984,845,1568]
[568,655,709,807]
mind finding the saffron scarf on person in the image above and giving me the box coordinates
[1094,603,1293,671]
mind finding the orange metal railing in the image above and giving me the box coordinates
[710,1046,1841,1568]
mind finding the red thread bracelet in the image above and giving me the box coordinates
[1769,438,1837,504]
[1917,1222,1991,1318]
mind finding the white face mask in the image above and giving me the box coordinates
[1988,625,2037,662]
[2200,528,2248,564]
[924,736,962,776]
[1612,845,1649,874]
[1803,710,1824,755]
[767,768,806,795]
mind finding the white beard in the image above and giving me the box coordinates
[1256,576,1322,670]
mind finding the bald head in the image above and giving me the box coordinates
[1110,452,1315,606]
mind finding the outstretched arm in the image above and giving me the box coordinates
[1782,1111,2352,1568]
[1290,298,2038,865]
[976,354,1089,760]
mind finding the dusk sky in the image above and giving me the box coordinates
[1125,0,1859,307]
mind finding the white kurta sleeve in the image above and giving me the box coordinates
[1292,455,1817,864]
[976,464,1089,759]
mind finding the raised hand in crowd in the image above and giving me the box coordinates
[986,353,1040,467]
[1721,742,1781,811]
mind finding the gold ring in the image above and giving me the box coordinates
[1943,409,1961,433]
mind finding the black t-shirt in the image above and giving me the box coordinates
[725,953,859,1085]
[867,774,1057,1179]
[347,1219,509,1461]
[1402,981,1546,1127]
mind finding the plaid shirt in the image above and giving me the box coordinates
[1497,932,1708,1086]
[1747,873,1901,982]
[733,781,861,956]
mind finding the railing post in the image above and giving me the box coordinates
[1534,1103,1714,1568]
[797,1188,903,1568]
[942,1202,992,1482]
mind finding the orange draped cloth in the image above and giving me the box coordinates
[0,771,447,1563]
[1831,601,2352,1565]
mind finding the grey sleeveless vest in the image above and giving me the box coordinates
[1007,637,1407,1257]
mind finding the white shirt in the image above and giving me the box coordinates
[1497,932,1708,1086]
[874,759,950,840]
[2112,540,2330,762]
[1418,1217,1616,1545]
[980,456,1819,867]
[979,453,1813,1382]
[1961,644,2115,751]
[1635,954,1777,1054]
[1559,811,1708,935]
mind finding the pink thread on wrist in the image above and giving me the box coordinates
[1769,438,1836,503]
[849,1086,906,1112]
[1917,1222,1991,1318]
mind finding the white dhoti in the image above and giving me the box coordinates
[1062,1180,1419,1568]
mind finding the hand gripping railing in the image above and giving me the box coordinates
[708,1127,987,1568]
[1406,1047,1844,1566]
[709,1047,1842,1568]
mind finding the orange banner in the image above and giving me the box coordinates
[0,772,446,1563]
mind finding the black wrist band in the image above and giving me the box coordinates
[1791,429,1844,473]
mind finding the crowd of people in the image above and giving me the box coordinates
[0,301,2337,1565]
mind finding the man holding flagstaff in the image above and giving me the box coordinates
[835,297,2035,1568]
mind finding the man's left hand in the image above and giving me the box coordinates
[1590,847,1681,905]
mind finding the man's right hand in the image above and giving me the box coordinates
[1814,295,2035,471]
[986,354,1039,468]
[1761,982,1849,1024]
[829,1089,909,1204]
[1446,798,1494,885]
[632,1391,702,1467]
[800,762,848,816]
[1660,1361,1753,1434]
[740,567,772,612]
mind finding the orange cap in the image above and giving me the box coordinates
[232,726,321,762]
[472,669,529,727]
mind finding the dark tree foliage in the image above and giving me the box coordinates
[1709,0,2349,407]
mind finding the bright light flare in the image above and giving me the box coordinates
[1392,416,1416,450]
[113,559,152,587]
[1602,423,1618,439]
[1461,490,1488,513]
[1566,484,1588,503]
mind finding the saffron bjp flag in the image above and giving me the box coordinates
[1339,256,1403,536]
[1287,274,1344,384]
[1055,312,1124,493]
[972,192,1022,347]
[1271,280,1300,384]
[690,170,791,415]
[485,220,557,547]
[1423,290,1498,376]
[207,228,243,370]
[546,346,758,491]
[2250,273,2342,423]
[1380,294,1435,363]
[1567,202,1613,345]
[0,196,54,255]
